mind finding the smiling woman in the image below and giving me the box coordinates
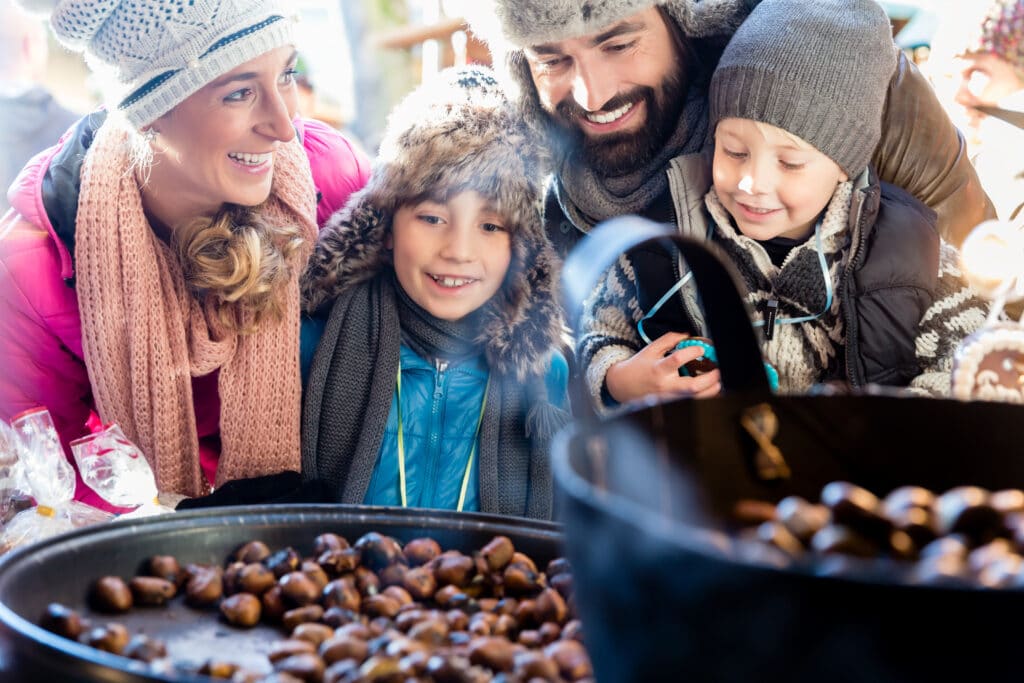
[0,0,370,511]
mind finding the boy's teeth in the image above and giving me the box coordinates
[585,101,633,124]
[229,152,272,165]
[432,275,473,287]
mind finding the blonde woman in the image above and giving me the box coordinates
[0,0,369,510]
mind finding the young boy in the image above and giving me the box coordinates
[300,67,568,520]
[585,0,987,405]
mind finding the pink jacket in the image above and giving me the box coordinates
[0,115,370,510]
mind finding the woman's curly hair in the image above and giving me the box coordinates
[173,204,306,333]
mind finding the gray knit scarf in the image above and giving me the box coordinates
[301,272,556,519]
[555,85,710,231]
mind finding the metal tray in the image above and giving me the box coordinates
[0,504,563,682]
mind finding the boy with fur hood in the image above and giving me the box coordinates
[584,0,988,405]
[301,67,568,520]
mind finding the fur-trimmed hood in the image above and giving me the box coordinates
[466,0,753,159]
[300,66,564,381]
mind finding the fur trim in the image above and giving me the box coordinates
[301,66,564,380]
[468,0,750,49]
[466,0,655,49]
[301,194,389,315]
[662,0,752,40]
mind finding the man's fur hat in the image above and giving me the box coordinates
[301,66,562,381]
[467,0,751,51]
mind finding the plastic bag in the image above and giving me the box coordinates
[71,415,174,518]
[0,408,113,552]
[0,420,33,526]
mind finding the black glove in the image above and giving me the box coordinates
[175,471,332,510]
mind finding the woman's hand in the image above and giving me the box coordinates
[605,332,722,404]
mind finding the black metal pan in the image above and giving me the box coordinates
[0,504,563,682]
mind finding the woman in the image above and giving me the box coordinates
[0,0,369,510]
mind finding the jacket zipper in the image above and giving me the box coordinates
[842,181,875,387]
[419,358,447,507]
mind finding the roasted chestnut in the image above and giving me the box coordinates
[90,576,132,613]
[128,576,176,606]
[220,593,261,628]
[39,603,84,640]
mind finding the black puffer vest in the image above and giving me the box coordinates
[840,177,939,387]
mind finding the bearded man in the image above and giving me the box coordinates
[473,0,990,250]
[469,0,994,406]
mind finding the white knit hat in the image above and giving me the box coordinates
[42,0,296,128]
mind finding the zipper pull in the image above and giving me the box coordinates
[434,359,448,398]
[763,298,779,341]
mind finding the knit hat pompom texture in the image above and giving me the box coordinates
[966,0,1024,71]
[709,0,896,179]
[42,0,294,128]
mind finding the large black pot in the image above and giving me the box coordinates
[0,504,562,682]
[552,218,1024,683]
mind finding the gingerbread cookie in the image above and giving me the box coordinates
[952,325,1024,402]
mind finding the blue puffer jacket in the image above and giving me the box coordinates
[363,344,568,511]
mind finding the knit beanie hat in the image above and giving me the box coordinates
[709,0,896,179]
[964,0,1024,71]
[34,0,295,128]
[301,65,562,380]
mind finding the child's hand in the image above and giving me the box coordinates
[605,332,722,404]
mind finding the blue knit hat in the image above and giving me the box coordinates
[38,0,296,128]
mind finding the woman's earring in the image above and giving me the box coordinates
[142,128,158,142]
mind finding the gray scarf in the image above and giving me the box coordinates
[555,85,710,231]
[302,272,558,519]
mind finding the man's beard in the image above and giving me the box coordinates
[550,67,688,178]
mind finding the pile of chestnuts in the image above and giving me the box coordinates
[734,481,1024,588]
[39,532,590,682]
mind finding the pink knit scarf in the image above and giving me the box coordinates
[76,123,317,497]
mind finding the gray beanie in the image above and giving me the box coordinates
[709,0,897,179]
[36,0,295,128]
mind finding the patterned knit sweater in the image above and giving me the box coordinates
[579,178,987,404]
